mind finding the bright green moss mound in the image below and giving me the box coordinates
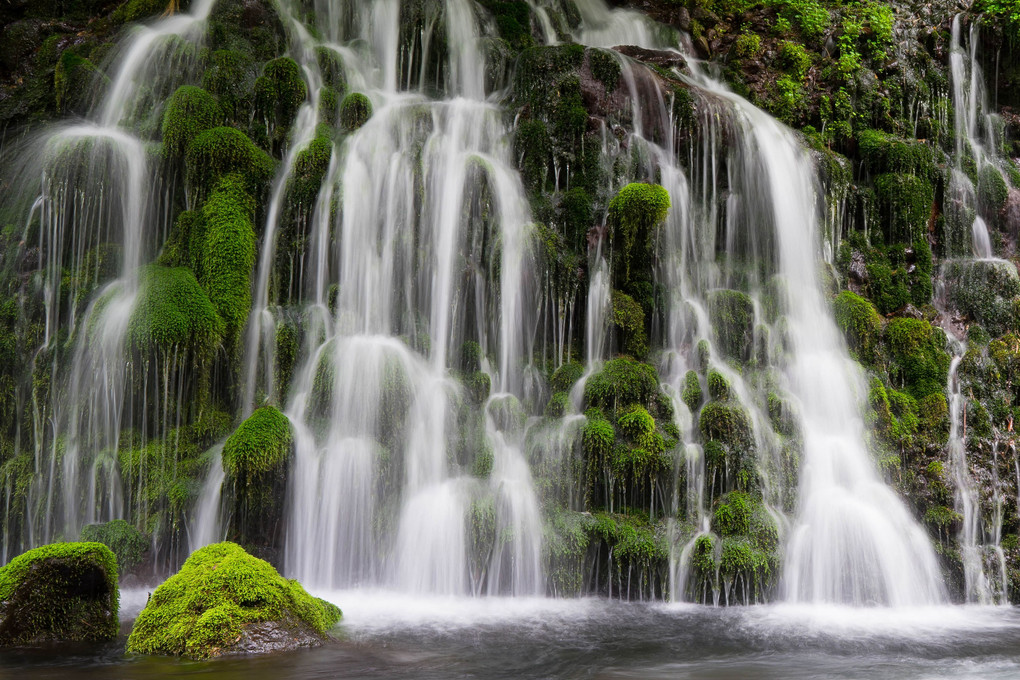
[128,265,224,356]
[290,134,333,205]
[607,183,670,283]
[833,290,882,363]
[80,519,149,574]
[0,542,118,645]
[186,126,275,193]
[339,92,372,130]
[162,86,223,158]
[254,57,307,133]
[681,370,703,411]
[885,317,951,401]
[201,174,257,342]
[127,542,341,659]
[223,406,292,476]
[550,362,584,392]
[583,357,660,411]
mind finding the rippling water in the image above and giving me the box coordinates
[3,590,1020,679]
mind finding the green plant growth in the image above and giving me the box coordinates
[339,92,372,130]
[80,520,149,574]
[254,57,308,133]
[884,317,951,401]
[0,542,118,644]
[833,290,882,364]
[186,127,275,193]
[161,86,223,158]
[126,542,340,659]
[707,289,754,362]
[583,357,660,412]
[127,265,224,358]
[611,289,648,358]
[607,183,670,284]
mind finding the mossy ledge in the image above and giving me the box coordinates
[127,542,340,659]
[0,542,119,645]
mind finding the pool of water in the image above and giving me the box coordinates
[3,590,1020,679]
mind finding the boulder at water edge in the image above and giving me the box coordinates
[127,542,341,659]
[0,542,119,645]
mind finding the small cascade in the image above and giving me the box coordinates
[188,443,226,551]
[947,15,1011,260]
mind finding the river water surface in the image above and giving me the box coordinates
[2,590,1020,679]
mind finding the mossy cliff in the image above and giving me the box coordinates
[127,542,340,659]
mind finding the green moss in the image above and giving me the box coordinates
[223,406,292,477]
[588,48,621,92]
[681,370,703,411]
[611,289,647,358]
[162,86,223,158]
[707,369,730,402]
[254,57,307,132]
[884,317,951,401]
[833,290,882,363]
[186,127,275,194]
[734,33,762,58]
[607,183,670,284]
[315,46,346,92]
[582,409,615,460]
[978,164,1009,216]
[0,542,118,644]
[201,50,257,121]
[339,92,372,131]
[200,174,257,343]
[290,134,332,205]
[113,0,164,23]
[582,357,660,412]
[873,173,934,244]
[551,362,584,392]
[54,51,101,114]
[779,40,811,81]
[477,0,534,50]
[699,401,753,450]
[858,129,936,177]
[707,289,754,362]
[319,86,340,123]
[943,259,1020,337]
[80,520,148,574]
[127,542,340,659]
[127,265,224,357]
[545,391,571,417]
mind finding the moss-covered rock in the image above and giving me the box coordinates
[550,361,584,392]
[707,289,754,362]
[681,370,703,411]
[162,85,223,158]
[0,542,118,645]
[186,126,275,194]
[254,56,307,135]
[607,183,670,285]
[833,290,882,363]
[338,92,371,131]
[127,264,224,357]
[127,542,340,659]
[884,317,951,401]
[223,407,292,558]
[873,173,934,244]
[582,357,660,412]
[80,520,149,575]
[611,289,647,358]
[942,259,1020,337]
[200,174,257,344]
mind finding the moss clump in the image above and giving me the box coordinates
[290,134,332,205]
[186,127,275,194]
[80,520,149,574]
[681,370,703,411]
[223,406,292,477]
[611,289,647,358]
[339,92,372,130]
[254,57,307,131]
[588,48,621,92]
[943,259,1020,337]
[315,46,346,92]
[127,265,224,356]
[126,542,340,659]
[0,542,118,645]
[699,401,753,450]
[201,50,258,121]
[833,290,882,363]
[707,289,754,362]
[54,51,101,114]
[884,317,951,401]
[550,362,584,392]
[858,129,936,177]
[162,86,223,158]
[583,357,660,411]
[200,174,257,344]
[608,183,670,284]
[707,369,730,401]
[545,391,571,417]
[873,173,934,244]
[734,33,762,58]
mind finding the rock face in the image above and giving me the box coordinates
[126,542,341,659]
[0,542,119,645]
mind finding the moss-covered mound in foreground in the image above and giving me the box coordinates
[127,542,341,659]
[0,542,119,645]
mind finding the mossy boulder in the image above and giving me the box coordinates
[290,133,332,205]
[833,290,882,364]
[128,264,224,357]
[127,542,340,659]
[80,520,149,575]
[707,289,754,362]
[873,173,934,244]
[223,407,292,558]
[162,85,223,158]
[338,92,372,130]
[186,126,275,194]
[607,183,670,285]
[884,317,951,401]
[0,542,118,645]
[942,259,1020,337]
[550,361,584,392]
[611,289,647,358]
[582,357,660,412]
